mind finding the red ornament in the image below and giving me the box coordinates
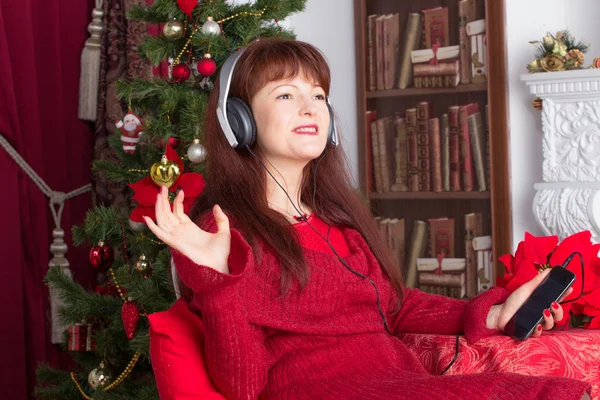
[167,137,179,148]
[89,241,114,271]
[197,54,217,77]
[176,0,196,19]
[172,63,191,82]
[122,301,140,340]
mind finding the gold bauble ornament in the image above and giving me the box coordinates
[150,155,181,188]
[88,362,111,391]
[135,254,151,276]
[163,20,184,40]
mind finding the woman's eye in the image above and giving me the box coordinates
[314,94,326,100]
[276,94,291,100]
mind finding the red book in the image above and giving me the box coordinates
[459,103,479,192]
[447,106,461,191]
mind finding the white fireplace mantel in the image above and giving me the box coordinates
[521,68,600,242]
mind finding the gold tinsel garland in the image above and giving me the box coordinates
[70,352,142,398]
[172,7,269,67]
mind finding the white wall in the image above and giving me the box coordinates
[506,0,600,248]
[286,0,359,185]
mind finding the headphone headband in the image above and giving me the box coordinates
[216,48,246,148]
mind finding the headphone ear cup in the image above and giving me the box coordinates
[326,101,335,146]
[226,97,256,148]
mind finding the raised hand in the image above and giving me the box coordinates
[143,186,231,274]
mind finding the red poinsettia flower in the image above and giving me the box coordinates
[497,231,600,328]
[129,146,205,222]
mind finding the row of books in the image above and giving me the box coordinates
[416,233,492,299]
[376,212,487,299]
[367,1,486,91]
[366,101,489,194]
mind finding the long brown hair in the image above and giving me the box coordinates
[191,39,404,306]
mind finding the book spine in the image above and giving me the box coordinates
[365,111,377,193]
[428,218,455,258]
[467,112,486,191]
[465,213,483,297]
[383,15,393,90]
[416,102,430,191]
[414,75,458,88]
[471,33,487,84]
[377,117,391,192]
[391,116,408,192]
[429,118,442,192]
[441,113,450,191]
[422,7,449,49]
[397,13,423,89]
[458,1,471,84]
[406,108,419,191]
[419,271,464,288]
[367,15,377,91]
[472,235,492,251]
[375,16,385,91]
[448,106,461,191]
[458,104,477,192]
[484,104,490,187]
[405,220,428,288]
[413,60,459,77]
[370,119,383,193]
[466,18,486,36]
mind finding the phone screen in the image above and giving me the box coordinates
[504,267,575,341]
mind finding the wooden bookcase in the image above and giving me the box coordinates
[353,0,512,282]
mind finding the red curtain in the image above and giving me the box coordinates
[0,0,96,398]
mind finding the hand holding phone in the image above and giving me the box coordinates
[503,266,576,341]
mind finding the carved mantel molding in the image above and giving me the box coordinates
[522,69,600,242]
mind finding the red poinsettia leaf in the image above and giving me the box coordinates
[522,232,559,265]
[183,197,195,216]
[165,145,184,173]
[571,301,586,315]
[584,316,600,329]
[176,0,196,18]
[129,176,160,206]
[498,253,515,275]
[581,287,600,311]
[130,204,156,223]
[496,273,513,289]
[550,230,593,298]
[177,172,206,198]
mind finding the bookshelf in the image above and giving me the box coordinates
[354,0,511,289]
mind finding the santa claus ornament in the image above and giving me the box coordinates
[115,111,144,154]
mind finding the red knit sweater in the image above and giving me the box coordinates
[172,213,590,400]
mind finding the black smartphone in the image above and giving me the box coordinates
[503,266,576,341]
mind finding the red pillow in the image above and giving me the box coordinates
[148,297,227,400]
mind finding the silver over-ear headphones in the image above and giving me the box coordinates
[216,47,339,149]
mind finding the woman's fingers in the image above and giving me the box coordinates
[143,216,169,244]
[173,190,190,222]
[155,188,172,231]
[549,301,564,324]
[531,324,543,338]
[541,308,554,330]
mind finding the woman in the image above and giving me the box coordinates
[144,39,591,400]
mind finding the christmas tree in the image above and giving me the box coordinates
[35,0,305,398]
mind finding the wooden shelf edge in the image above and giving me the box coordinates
[366,83,488,99]
[369,191,491,200]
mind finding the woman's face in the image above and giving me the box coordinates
[250,71,330,167]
